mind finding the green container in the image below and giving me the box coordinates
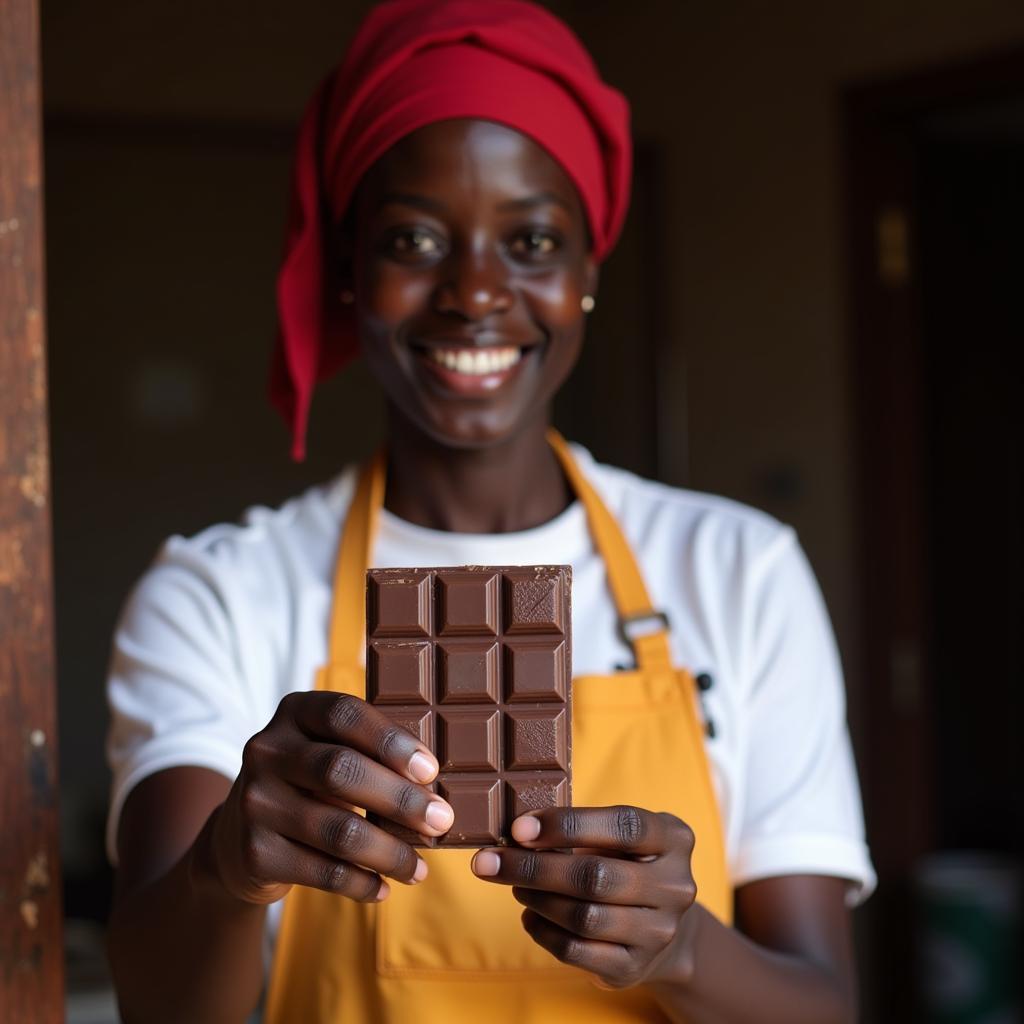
[916,853,1021,1024]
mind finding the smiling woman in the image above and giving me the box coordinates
[104,2,873,1023]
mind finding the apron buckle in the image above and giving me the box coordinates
[616,608,671,658]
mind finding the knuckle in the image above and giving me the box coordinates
[392,844,418,881]
[240,829,266,876]
[572,901,606,937]
[518,851,543,886]
[392,782,420,819]
[322,813,365,856]
[664,875,697,908]
[237,780,264,821]
[557,935,588,967]
[661,812,694,849]
[319,859,350,893]
[375,725,406,765]
[241,732,270,767]
[613,806,645,846]
[573,857,615,900]
[327,694,365,735]
[652,916,678,949]
[325,748,365,792]
[560,808,585,842]
[274,692,299,721]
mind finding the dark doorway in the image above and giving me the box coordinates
[917,110,1024,860]
[845,51,1024,1022]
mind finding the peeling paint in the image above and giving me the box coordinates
[19,452,47,508]
[25,853,49,891]
[0,530,26,588]
[20,899,39,929]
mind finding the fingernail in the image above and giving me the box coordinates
[408,751,438,783]
[375,880,391,901]
[472,851,500,877]
[412,858,429,883]
[590,975,614,990]
[511,815,541,843]
[425,800,454,833]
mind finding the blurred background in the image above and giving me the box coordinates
[37,1,1022,1020]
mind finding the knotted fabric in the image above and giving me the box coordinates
[270,0,632,459]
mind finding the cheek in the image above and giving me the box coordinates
[357,261,435,331]
[524,271,587,338]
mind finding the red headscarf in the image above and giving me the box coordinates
[271,0,632,459]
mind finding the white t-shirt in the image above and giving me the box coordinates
[106,444,876,909]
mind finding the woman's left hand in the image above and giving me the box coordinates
[471,806,698,989]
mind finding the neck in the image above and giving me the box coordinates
[382,411,572,534]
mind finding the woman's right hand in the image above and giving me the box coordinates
[203,691,453,905]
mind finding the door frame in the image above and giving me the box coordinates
[0,0,65,1020]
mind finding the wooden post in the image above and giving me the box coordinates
[0,0,65,1020]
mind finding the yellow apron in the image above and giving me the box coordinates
[266,433,731,1023]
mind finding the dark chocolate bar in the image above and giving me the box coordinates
[365,566,572,847]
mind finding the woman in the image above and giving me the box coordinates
[106,2,874,1021]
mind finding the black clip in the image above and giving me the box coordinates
[694,671,716,738]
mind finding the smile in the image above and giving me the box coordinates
[426,346,523,375]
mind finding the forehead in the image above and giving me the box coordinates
[358,119,582,211]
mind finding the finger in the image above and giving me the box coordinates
[471,848,648,905]
[512,888,670,948]
[520,908,636,985]
[510,806,690,858]
[282,691,439,784]
[273,740,454,837]
[263,829,390,903]
[260,783,428,884]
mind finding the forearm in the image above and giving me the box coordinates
[108,811,268,1024]
[645,904,855,1024]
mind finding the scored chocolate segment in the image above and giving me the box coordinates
[438,571,499,635]
[368,571,432,637]
[365,566,572,847]
[367,641,431,704]
[438,640,499,704]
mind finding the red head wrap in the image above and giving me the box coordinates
[271,0,632,459]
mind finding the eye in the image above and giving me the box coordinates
[508,229,561,260]
[386,228,443,258]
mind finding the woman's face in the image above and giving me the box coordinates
[348,119,596,449]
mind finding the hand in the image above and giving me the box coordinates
[471,806,698,989]
[205,692,455,905]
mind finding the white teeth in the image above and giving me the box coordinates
[428,346,522,375]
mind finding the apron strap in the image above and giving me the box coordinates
[546,430,673,672]
[326,434,674,673]
[326,447,385,668]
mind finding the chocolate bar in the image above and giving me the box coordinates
[365,566,572,847]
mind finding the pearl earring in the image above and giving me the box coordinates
[580,295,595,313]
[339,288,355,305]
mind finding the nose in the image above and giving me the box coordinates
[432,243,512,320]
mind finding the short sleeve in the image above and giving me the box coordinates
[105,540,259,864]
[733,531,876,905]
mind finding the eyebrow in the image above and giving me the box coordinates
[375,191,572,215]
[497,192,572,213]
[376,192,448,214]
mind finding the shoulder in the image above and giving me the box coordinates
[572,443,796,574]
